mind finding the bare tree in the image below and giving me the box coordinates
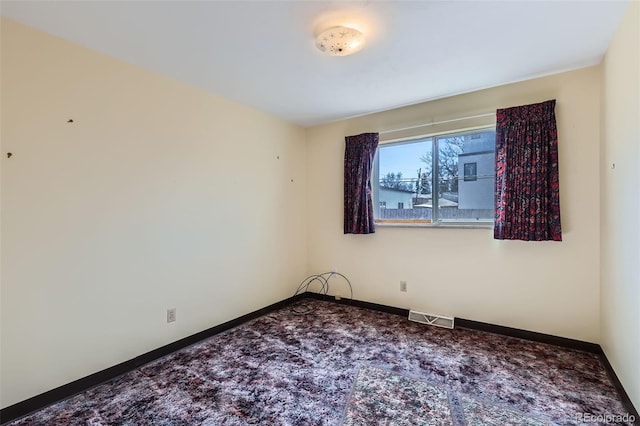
[419,136,464,193]
[380,172,412,191]
[414,168,431,195]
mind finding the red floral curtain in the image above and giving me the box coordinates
[494,100,562,241]
[344,133,379,234]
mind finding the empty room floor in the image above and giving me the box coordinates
[5,299,632,425]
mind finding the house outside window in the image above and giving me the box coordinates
[373,127,496,225]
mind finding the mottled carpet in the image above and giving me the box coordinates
[6,299,633,425]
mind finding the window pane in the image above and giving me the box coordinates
[436,130,495,222]
[377,138,432,220]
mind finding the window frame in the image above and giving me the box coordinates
[373,126,496,229]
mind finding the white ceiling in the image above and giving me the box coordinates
[1,1,630,127]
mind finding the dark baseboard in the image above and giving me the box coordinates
[301,291,410,317]
[0,295,305,425]
[2,292,637,425]
[597,348,640,424]
[454,317,602,354]
[303,293,599,353]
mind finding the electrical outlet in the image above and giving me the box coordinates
[167,308,176,323]
[400,281,407,292]
[334,293,342,301]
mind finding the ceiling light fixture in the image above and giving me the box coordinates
[315,26,366,57]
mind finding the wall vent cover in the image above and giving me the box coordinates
[408,310,455,329]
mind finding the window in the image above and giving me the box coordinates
[464,162,477,181]
[373,127,496,225]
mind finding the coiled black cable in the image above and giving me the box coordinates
[290,272,353,314]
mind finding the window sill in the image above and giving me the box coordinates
[375,220,494,229]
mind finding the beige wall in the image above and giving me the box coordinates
[0,19,308,408]
[600,1,640,409]
[307,67,601,343]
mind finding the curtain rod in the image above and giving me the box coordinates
[379,112,495,135]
